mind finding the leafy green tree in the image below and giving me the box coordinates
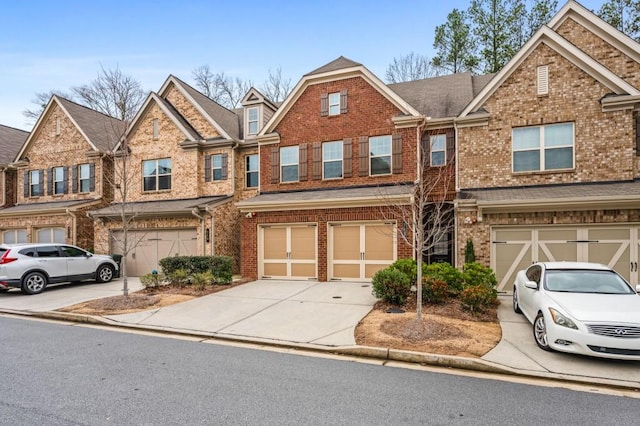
[527,0,558,38]
[432,9,480,74]
[598,0,640,42]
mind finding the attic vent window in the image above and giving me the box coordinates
[537,65,549,96]
[55,117,61,136]
[153,119,159,140]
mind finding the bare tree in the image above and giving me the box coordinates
[260,67,293,102]
[23,90,72,124]
[72,65,146,121]
[385,52,437,83]
[380,133,456,320]
[192,66,253,109]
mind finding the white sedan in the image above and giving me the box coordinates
[513,262,640,360]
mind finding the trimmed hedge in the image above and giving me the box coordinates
[371,268,411,305]
[159,256,233,284]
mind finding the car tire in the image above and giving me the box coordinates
[21,272,47,295]
[533,312,552,351]
[513,287,522,314]
[96,264,115,283]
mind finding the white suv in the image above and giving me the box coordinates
[0,243,119,295]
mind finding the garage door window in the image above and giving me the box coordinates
[2,229,27,244]
[143,158,172,191]
[513,123,573,172]
[37,228,65,243]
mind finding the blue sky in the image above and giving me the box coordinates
[1,0,603,131]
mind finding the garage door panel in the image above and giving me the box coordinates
[332,226,360,261]
[290,227,316,260]
[365,225,394,261]
[263,228,287,259]
[333,264,360,279]
[260,225,317,280]
[365,264,388,279]
[494,242,532,292]
[291,263,316,277]
[264,263,287,277]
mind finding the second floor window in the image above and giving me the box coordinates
[247,107,259,135]
[430,135,446,166]
[246,154,258,188]
[328,92,340,116]
[212,155,223,181]
[323,141,343,179]
[78,164,91,193]
[53,166,65,194]
[280,146,299,182]
[143,158,172,191]
[29,170,43,197]
[369,135,392,175]
[512,122,574,172]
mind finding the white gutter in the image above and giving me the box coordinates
[191,208,206,255]
[65,208,76,245]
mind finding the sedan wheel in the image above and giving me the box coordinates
[513,287,522,314]
[534,312,552,351]
[96,264,114,283]
[21,272,47,295]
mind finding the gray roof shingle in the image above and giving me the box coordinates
[0,124,28,165]
[89,196,231,217]
[305,56,362,76]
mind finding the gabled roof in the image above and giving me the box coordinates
[259,57,422,136]
[0,124,28,166]
[388,72,494,119]
[304,56,363,76]
[460,25,640,117]
[116,92,200,152]
[241,87,277,110]
[158,75,240,141]
[15,96,125,162]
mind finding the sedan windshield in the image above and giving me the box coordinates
[544,269,635,294]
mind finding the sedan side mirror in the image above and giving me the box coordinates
[524,280,538,290]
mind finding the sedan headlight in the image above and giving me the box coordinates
[549,308,578,329]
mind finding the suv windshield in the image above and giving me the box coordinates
[544,269,635,294]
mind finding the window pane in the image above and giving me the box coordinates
[370,136,391,156]
[79,164,90,179]
[323,141,342,161]
[213,155,222,168]
[513,127,540,150]
[30,170,40,184]
[513,150,540,172]
[213,169,222,180]
[158,175,171,190]
[328,93,340,115]
[3,231,15,244]
[17,230,27,243]
[37,229,51,243]
[431,135,446,151]
[431,152,445,166]
[371,156,391,175]
[545,147,573,169]
[324,161,343,179]
[144,176,156,191]
[246,155,258,172]
[281,147,298,164]
[248,108,258,121]
[54,167,64,180]
[545,123,573,147]
[247,171,258,188]
[80,179,90,193]
[143,161,155,176]
[158,158,171,174]
[248,121,258,134]
[37,246,60,257]
[281,165,298,182]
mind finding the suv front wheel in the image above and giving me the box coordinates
[22,271,47,295]
[96,264,115,283]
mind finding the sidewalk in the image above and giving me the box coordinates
[1,279,639,390]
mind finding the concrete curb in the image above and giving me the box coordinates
[3,308,639,392]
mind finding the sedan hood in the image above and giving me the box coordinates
[549,292,640,323]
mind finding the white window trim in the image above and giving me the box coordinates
[430,134,446,167]
[247,106,260,135]
[280,146,299,183]
[369,135,392,176]
[323,140,343,180]
[143,158,172,191]
[246,154,258,188]
[512,123,574,173]
[328,92,340,116]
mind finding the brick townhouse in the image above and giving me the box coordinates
[0,124,28,212]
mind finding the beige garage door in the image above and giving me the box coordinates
[111,229,198,277]
[493,225,638,292]
[329,222,396,281]
[260,224,317,279]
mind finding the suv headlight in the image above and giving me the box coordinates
[549,308,578,329]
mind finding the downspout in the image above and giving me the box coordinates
[191,208,206,256]
[205,206,215,256]
[453,120,460,269]
[66,208,76,245]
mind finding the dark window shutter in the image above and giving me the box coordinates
[312,142,322,180]
[636,113,640,156]
[340,89,348,114]
[299,144,308,181]
[63,167,69,194]
[392,134,403,174]
[23,171,29,197]
[221,153,228,180]
[270,147,280,184]
[72,165,78,193]
[38,170,44,195]
[89,163,95,192]
[343,138,352,178]
[358,136,369,177]
[320,93,329,116]
[204,155,211,182]
[47,168,53,195]
[446,130,455,165]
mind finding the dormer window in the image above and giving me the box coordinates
[247,107,259,135]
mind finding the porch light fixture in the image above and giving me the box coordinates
[205,228,210,243]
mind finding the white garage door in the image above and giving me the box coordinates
[259,224,317,280]
[492,225,640,292]
[328,222,396,281]
[111,229,198,277]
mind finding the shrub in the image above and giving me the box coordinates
[424,262,464,295]
[422,278,450,304]
[371,268,411,305]
[140,272,164,289]
[464,239,476,264]
[190,271,215,290]
[460,285,496,313]
[167,268,190,287]
[159,256,233,284]
[462,262,498,290]
[388,258,427,286]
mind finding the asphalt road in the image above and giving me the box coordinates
[0,316,638,425]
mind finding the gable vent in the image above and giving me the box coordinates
[537,65,549,96]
